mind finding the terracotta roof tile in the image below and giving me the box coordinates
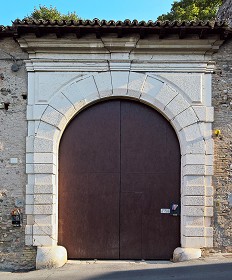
[0,19,231,39]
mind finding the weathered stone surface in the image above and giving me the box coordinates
[36,246,67,269]
[0,38,36,271]
[212,38,232,254]
[173,247,201,262]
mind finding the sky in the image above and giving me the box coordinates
[0,0,174,26]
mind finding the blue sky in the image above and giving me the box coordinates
[0,0,174,26]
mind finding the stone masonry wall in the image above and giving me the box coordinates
[212,38,232,253]
[0,37,36,270]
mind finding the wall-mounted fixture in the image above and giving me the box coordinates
[11,208,22,227]
[214,129,221,137]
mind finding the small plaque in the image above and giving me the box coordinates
[160,208,170,214]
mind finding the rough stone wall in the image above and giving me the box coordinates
[212,38,232,253]
[0,37,36,270]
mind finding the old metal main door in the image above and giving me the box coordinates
[58,100,180,260]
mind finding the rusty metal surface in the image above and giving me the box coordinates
[58,100,180,260]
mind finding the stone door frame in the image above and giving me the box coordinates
[24,70,214,267]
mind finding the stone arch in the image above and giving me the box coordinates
[26,71,213,267]
[36,71,204,156]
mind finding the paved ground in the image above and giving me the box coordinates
[1,255,232,280]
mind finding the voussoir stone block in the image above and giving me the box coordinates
[63,76,99,110]
[180,123,202,143]
[173,247,201,262]
[111,71,129,96]
[164,93,190,119]
[41,106,66,130]
[94,72,113,97]
[37,121,60,142]
[127,72,146,98]
[173,107,198,131]
[49,92,75,121]
[140,75,164,105]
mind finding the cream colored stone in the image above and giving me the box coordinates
[183,196,204,206]
[41,106,66,130]
[26,194,34,205]
[49,92,75,120]
[192,106,207,121]
[36,246,67,269]
[27,104,48,121]
[26,184,34,194]
[184,176,205,186]
[25,225,33,235]
[173,247,201,262]
[183,139,205,155]
[205,186,214,196]
[204,207,213,217]
[25,204,34,215]
[63,76,99,110]
[34,137,54,153]
[173,107,198,131]
[26,153,55,164]
[36,121,60,142]
[181,123,202,142]
[161,73,202,103]
[34,214,56,225]
[33,225,53,235]
[34,205,53,215]
[184,216,204,226]
[34,185,54,194]
[185,206,204,216]
[34,174,55,185]
[184,226,205,237]
[182,236,205,248]
[183,165,205,176]
[182,154,205,165]
[26,163,56,174]
[25,235,33,246]
[94,72,113,97]
[140,76,164,106]
[33,235,55,246]
[205,197,213,207]
[205,237,213,247]
[205,138,214,155]
[205,227,213,237]
[127,72,147,98]
[34,194,54,205]
[111,71,129,96]
[164,94,190,119]
[182,186,205,196]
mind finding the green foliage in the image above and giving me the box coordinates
[25,5,79,21]
[157,0,223,21]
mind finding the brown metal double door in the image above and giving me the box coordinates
[58,99,180,260]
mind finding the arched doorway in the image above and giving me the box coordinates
[58,99,180,260]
